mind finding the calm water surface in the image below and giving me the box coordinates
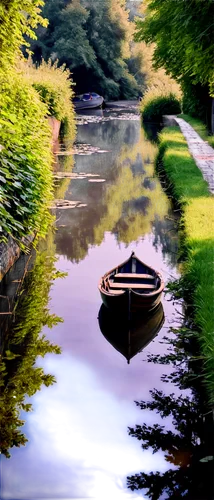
[1,107,205,500]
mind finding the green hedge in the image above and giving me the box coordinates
[0,69,53,245]
[141,94,181,122]
[24,59,76,143]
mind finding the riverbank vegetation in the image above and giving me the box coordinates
[23,58,76,143]
[156,126,214,403]
[0,68,53,244]
[141,94,181,123]
[135,0,214,129]
[0,1,76,249]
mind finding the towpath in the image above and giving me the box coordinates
[164,116,214,195]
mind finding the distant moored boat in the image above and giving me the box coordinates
[98,252,164,313]
[73,92,104,110]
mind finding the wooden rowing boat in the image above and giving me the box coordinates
[98,302,165,363]
[98,252,164,313]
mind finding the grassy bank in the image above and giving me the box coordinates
[156,127,214,404]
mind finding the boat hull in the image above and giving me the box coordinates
[98,252,164,313]
[99,287,163,313]
[74,96,104,110]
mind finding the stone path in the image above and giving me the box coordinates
[164,115,214,195]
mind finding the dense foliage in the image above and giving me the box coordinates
[0,69,53,245]
[0,0,76,247]
[141,94,181,122]
[23,58,76,142]
[0,0,47,67]
[135,0,214,125]
[29,0,144,99]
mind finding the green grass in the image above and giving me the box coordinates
[179,114,214,148]
[157,127,214,404]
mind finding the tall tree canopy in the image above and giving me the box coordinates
[135,0,214,90]
[29,0,142,99]
[0,0,46,67]
[135,0,214,123]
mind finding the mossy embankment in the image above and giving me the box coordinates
[156,126,214,404]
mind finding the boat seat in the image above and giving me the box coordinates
[109,282,156,290]
[114,273,154,280]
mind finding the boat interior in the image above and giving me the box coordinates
[102,257,160,295]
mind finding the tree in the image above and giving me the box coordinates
[29,0,142,99]
[135,0,214,125]
[0,0,47,67]
[135,0,214,89]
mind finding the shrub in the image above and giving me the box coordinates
[0,68,53,245]
[23,59,76,143]
[141,93,181,122]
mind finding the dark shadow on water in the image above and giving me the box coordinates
[126,298,214,500]
[130,152,146,175]
[143,122,164,143]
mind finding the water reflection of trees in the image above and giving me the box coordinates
[56,124,176,264]
[152,216,179,268]
[77,118,139,152]
[127,312,214,499]
[53,153,75,200]
[0,238,62,458]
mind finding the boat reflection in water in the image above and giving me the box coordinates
[98,303,165,364]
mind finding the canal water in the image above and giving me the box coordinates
[0,106,212,500]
